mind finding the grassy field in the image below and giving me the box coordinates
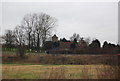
[2,52,119,79]
[2,64,119,79]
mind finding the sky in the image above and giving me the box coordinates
[1,1,119,45]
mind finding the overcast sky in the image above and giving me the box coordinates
[1,2,118,45]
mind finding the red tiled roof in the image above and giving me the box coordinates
[59,42,71,48]
[59,42,84,49]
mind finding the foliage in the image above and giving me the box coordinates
[70,43,76,49]
[89,39,101,48]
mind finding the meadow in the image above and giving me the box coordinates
[2,64,119,79]
[2,52,120,79]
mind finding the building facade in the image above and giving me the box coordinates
[52,34,58,42]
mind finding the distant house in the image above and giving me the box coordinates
[46,34,87,54]
[59,42,71,50]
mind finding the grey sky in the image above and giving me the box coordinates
[1,2,118,45]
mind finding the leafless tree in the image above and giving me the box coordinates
[33,13,57,51]
[70,33,80,42]
[4,30,15,47]
[20,13,57,52]
[22,14,35,50]
[84,37,91,46]
[70,33,91,46]
[3,12,57,52]
[13,25,26,46]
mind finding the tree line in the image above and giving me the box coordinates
[44,33,120,54]
[3,13,57,52]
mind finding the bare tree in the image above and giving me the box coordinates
[4,30,15,47]
[36,13,57,47]
[32,13,43,51]
[22,14,35,50]
[84,37,91,46]
[31,29,37,50]
[32,13,57,51]
[70,33,80,42]
[20,13,57,52]
[4,12,57,52]
[13,25,26,46]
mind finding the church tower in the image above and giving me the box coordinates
[52,34,58,42]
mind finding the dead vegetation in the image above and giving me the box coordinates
[2,52,118,65]
[2,52,120,79]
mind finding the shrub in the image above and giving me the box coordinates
[16,46,26,59]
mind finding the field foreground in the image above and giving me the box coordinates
[2,64,119,79]
[2,52,120,79]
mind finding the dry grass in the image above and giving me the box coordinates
[2,52,118,65]
[3,64,119,79]
[2,52,120,79]
[96,65,119,79]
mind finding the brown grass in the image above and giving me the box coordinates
[3,64,119,79]
[2,52,120,79]
[2,52,118,65]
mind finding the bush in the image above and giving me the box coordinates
[16,46,26,59]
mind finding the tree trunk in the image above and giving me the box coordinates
[28,33,31,51]
[37,33,40,52]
